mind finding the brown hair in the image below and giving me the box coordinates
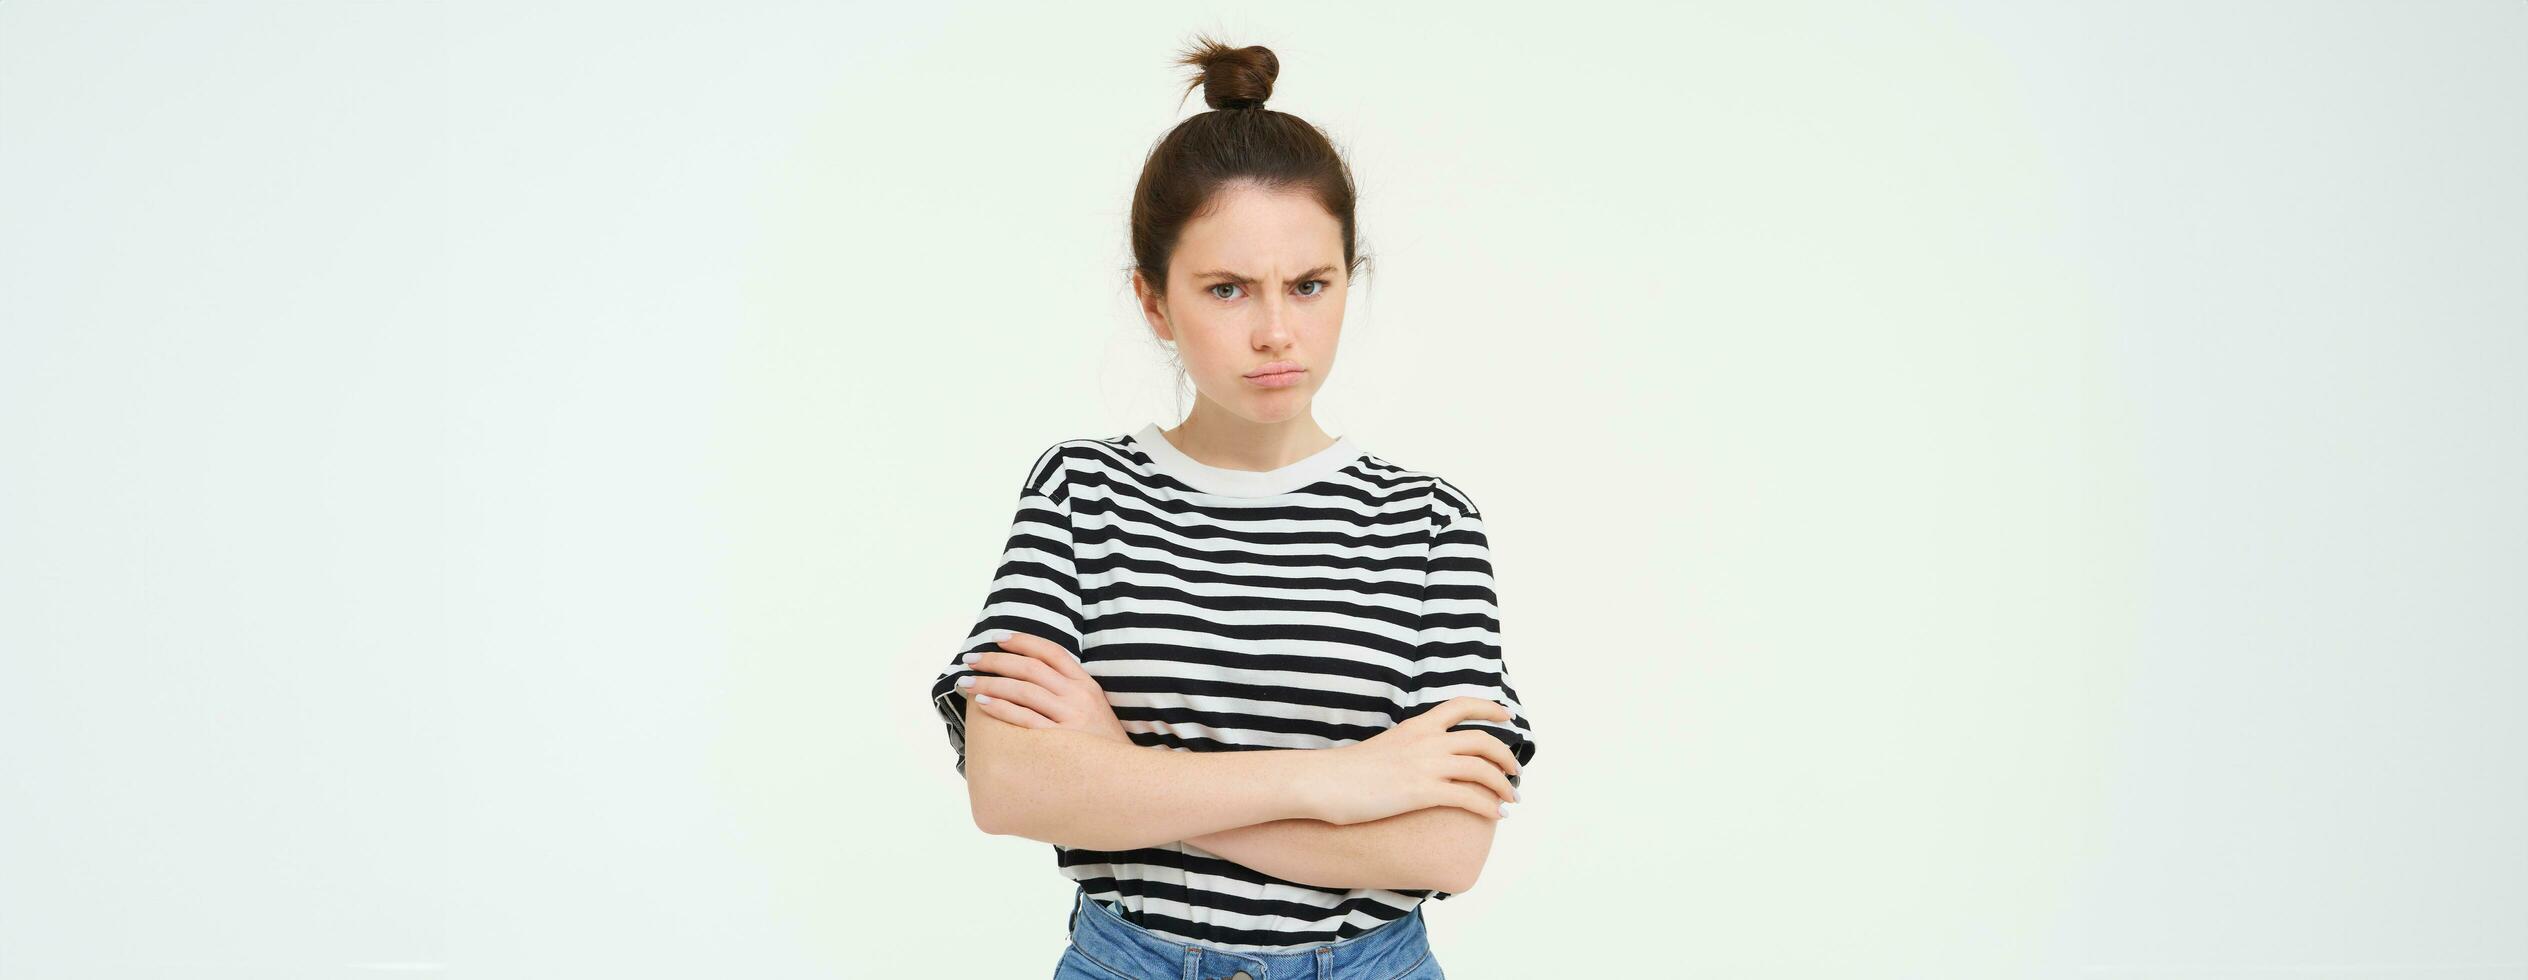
[1128,34,1369,300]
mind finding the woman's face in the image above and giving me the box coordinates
[1135,181,1348,425]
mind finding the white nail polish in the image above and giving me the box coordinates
[956,675,975,688]
[1497,802,1509,818]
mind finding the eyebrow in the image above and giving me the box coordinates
[1190,265,1338,286]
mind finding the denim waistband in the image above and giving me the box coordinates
[1064,885,1434,980]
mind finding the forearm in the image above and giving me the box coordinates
[965,708,1321,851]
[1184,806,1495,894]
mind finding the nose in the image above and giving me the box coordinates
[1253,293,1292,350]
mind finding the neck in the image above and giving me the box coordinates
[1163,400,1337,473]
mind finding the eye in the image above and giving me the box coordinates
[1295,279,1327,297]
[1208,282,1243,301]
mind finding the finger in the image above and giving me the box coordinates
[969,650,1073,697]
[996,631,1092,681]
[1447,756,1519,804]
[967,676,1067,723]
[969,689,1054,728]
[1452,696,1515,725]
[1410,696,1513,731]
[1448,729,1522,777]
[1448,783,1508,821]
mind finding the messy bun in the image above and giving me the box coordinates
[1177,36,1279,111]
[1131,32,1365,305]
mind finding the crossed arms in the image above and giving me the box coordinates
[958,694,1514,895]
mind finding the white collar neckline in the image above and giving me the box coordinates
[1131,422,1363,497]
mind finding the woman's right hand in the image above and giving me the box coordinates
[1308,697,1524,825]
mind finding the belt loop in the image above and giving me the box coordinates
[1315,944,1334,980]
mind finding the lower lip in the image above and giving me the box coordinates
[1245,370,1305,388]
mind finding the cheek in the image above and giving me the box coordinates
[1177,326,1242,379]
[1305,307,1344,347]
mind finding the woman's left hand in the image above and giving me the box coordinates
[958,631,1134,745]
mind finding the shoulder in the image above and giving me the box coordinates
[1018,432,1138,500]
[1356,451,1483,526]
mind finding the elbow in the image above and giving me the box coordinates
[1424,815,1499,894]
[961,718,1043,838]
[957,723,1146,850]
[1431,859,1482,896]
[969,789,1041,841]
[963,757,1019,837]
[969,790,1007,837]
[964,757,1109,848]
[978,796,1133,851]
[957,703,1057,839]
[968,784,1038,841]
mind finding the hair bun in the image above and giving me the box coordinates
[1176,34,1279,111]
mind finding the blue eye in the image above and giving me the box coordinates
[1296,280,1326,297]
[1209,283,1242,300]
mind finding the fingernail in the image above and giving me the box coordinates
[1511,786,1522,802]
[1497,802,1510,818]
[956,675,975,689]
[961,651,980,664]
[975,693,992,704]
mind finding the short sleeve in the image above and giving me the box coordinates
[928,444,1088,779]
[1405,490,1536,901]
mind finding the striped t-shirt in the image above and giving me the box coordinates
[928,421,1538,953]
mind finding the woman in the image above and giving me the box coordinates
[927,35,1538,980]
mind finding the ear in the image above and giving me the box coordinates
[1132,269,1174,344]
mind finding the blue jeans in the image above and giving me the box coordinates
[1053,886,1446,980]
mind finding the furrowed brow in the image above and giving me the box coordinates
[1191,265,1339,286]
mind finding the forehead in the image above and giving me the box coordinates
[1172,182,1343,274]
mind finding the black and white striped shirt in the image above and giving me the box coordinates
[928,422,1538,952]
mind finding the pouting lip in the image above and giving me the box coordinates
[1245,360,1305,377]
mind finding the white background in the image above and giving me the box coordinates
[3,2,2522,977]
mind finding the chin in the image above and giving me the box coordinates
[1227,397,1311,424]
